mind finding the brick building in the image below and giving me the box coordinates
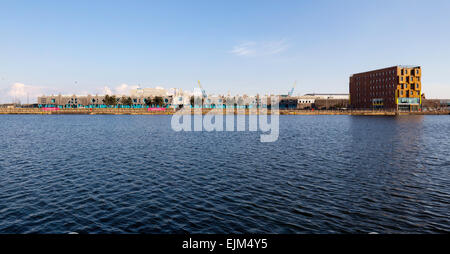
[349,66,422,111]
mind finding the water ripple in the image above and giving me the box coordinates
[0,115,449,233]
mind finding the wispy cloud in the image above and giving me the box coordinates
[230,39,289,57]
[230,42,257,56]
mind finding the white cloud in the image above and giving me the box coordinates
[103,86,113,95]
[3,83,48,103]
[98,84,141,96]
[230,39,289,57]
[114,83,139,95]
[8,83,28,97]
[0,83,141,103]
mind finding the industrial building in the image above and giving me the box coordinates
[422,99,450,111]
[349,66,422,111]
[279,94,350,110]
[37,94,160,109]
[302,94,349,100]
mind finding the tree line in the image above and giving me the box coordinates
[103,95,165,107]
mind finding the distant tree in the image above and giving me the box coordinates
[121,97,133,106]
[103,95,110,105]
[190,96,204,107]
[145,97,153,107]
[103,95,117,106]
[154,96,164,107]
[111,96,118,106]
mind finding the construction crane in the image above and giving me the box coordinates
[198,80,208,98]
[288,81,297,97]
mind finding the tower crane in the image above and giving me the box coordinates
[288,81,297,97]
[198,80,208,99]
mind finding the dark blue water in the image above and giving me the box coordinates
[0,115,448,233]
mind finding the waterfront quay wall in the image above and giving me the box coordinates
[1,108,449,116]
[0,108,175,115]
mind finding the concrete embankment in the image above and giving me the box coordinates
[0,108,174,115]
[279,110,450,116]
[0,108,449,116]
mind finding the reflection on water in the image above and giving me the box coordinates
[0,115,448,233]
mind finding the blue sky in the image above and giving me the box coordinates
[1,0,450,103]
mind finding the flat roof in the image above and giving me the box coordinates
[304,93,349,96]
[351,65,420,77]
[398,65,421,68]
